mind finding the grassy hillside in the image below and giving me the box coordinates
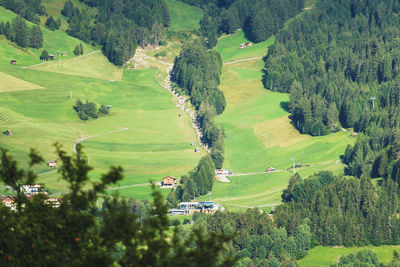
[166,0,203,32]
[0,6,95,66]
[198,30,354,210]
[30,51,123,81]
[298,246,400,266]
[0,5,203,197]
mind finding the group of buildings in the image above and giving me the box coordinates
[1,184,62,211]
[169,201,224,216]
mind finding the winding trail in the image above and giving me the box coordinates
[72,128,129,154]
[23,50,101,69]
[224,57,263,65]
[161,66,210,152]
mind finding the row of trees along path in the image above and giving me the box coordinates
[162,64,211,153]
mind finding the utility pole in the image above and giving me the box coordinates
[88,156,91,165]
[70,91,73,101]
[291,158,296,174]
[370,97,376,109]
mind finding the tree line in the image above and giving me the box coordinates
[181,0,304,47]
[172,40,226,170]
[167,154,215,206]
[61,0,170,65]
[0,0,45,24]
[0,16,43,49]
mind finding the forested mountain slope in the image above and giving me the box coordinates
[180,0,304,47]
[263,0,400,183]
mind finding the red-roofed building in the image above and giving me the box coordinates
[161,176,178,188]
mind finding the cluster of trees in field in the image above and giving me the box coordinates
[0,146,233,266]
[172,41,226,169]
[0,17,43,49]
[44,16,61,31]
[0,0,45,24]
[167,155,215,205]
[73,100,109,120]
[181,0,304,47]
[61,0,170,65]
[263,0,400,136]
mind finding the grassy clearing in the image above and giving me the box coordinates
[202,32,354,210]
[0,56,201,196]
[166,0,203,32]
[216,30,275,62]
[0,71,44,92]
[305,0,318,8]
[298,245,400,266]
[31,51,123,80]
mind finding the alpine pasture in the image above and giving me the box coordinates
[0,8,203,196]
[166,0,203,32]
[197,30,354,210]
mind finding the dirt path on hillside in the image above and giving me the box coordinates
[72,128,129,154]
[23,50,101,68]
[224,57,263,65]
[132,48,210,152]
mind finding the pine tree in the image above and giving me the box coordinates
[40,49,49,61]
[30,25,43,49]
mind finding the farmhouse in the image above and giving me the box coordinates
[238,42,253,49]
[10,60,16,64]
[62,52,67,56]
[3,130,12,136]
[161,176,178,188]
[47,160,57,168]
[21,184,47,195]
[48,54,55,60]
[1,196,16,210]
[195,147,201,153]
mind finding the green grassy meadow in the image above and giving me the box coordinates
[216,30,275,62]
[166,0,203,32]
[0,22,202,198]
[298,245,400,266]
[199,30,354,210]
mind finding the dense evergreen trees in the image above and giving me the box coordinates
[199,208,312,266]
[172,41,225,167]
[168,155,215,204]
[61,0,170,65]
[0,17,43,49]
[263,0,400,136]
[181,0,304,46]
[45,16,61,31]
[0,0,45,23]
[277,171,400,247]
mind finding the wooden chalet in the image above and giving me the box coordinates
[10,60,16,64]
[48,54,55,60]
[47,160,57,168]
[161,176,178,188]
